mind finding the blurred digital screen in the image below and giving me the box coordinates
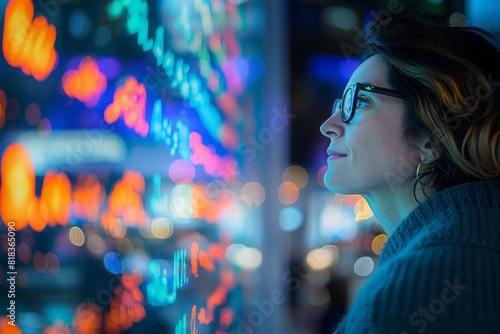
[0,0,265,332]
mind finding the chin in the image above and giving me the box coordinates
[324,178,353,195]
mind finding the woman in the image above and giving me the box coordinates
[320,10,500,334]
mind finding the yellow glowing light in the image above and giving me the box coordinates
[371,234,388,255]
[354,197,373,222]
[278,181,299,205]
[234,247,262,271]
[305,245,339,271]
[150,218,174,239]
[283,165,309,190]
[69,226,85,246]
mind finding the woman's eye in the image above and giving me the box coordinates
[356,96,369,109]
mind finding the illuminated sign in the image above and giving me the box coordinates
[2,0,58,81]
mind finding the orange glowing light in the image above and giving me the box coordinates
[63,57,107,107]
[104,271,145,334]
[72,302,102,334]
[104,77,149,137]
[2,0,58,81]
[219,307,234,328]
[198,286,227,325]
[1,143,35,230]
[40,171,71,227]
[191,242,200,278]
[0,316,22,334]
[278,181,299,205]
[191,305,198,334]
[199,250,215,272]
[73,174,105,222]
[101,170,148,236]
[42,322,70,334]
[27,197,47,232]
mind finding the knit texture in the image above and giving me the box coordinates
[333,180,500,334]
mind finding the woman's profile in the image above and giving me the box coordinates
[320,10,500,334]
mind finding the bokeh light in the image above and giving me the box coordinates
[371,234,388,255]
[354,197,373,221]
[25,102,41,126]
[279,206,303,231]
[168,159,195,183]
[103,251,123,274]
[305,245,339,271]
[150,217,174,239]
[278,181,299,205]
[240,182,266,207]
[69,226,85,246]
[283,165,308,190]
[353,256,374,277]
[87,233,105,254]
[316,166,327,188]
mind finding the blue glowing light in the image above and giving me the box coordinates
[103,251,124,274]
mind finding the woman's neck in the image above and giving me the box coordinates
[362,183,431,236]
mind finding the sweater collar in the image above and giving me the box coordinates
[380,180,500,262]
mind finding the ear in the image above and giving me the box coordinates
[417,134,441,164]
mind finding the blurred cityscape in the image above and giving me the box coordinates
[0,0,498,333]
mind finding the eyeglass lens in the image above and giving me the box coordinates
[342,86,354,121]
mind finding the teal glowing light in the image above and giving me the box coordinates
[108,0,237,149]
[146,250,188,306]
[175,314,188,334]
[149,174,169,215]
[150,99,191,160]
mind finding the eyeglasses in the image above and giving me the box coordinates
[333,83,403,123]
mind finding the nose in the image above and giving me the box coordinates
[320,104,344,138]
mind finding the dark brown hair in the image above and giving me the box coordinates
[360,11,500,200]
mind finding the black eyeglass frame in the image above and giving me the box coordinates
[333,83,403,124]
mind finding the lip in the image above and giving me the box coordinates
[326,150,347,159]
[327,154,347,161]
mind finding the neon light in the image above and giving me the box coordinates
[62,56,107,107]
[146,250,189,306]
[191,305,198,334]
[2,0,58,81]
[149,173,169,216]
[191,242,200,278]
[104,271,145,333]
[1,143,35,230]
[101,170,148,230]
[107,0,240,150]
[189,132,238,181]
[104,77,149,137]
[39,170,71,228]
[73,174,105,223]
[175,314,187,334]
[150,99,191,160]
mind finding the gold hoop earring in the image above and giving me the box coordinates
[416,162,423,183]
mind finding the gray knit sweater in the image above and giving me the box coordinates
[334,180,500,334]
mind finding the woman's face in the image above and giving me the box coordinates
[320,55,417,195]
